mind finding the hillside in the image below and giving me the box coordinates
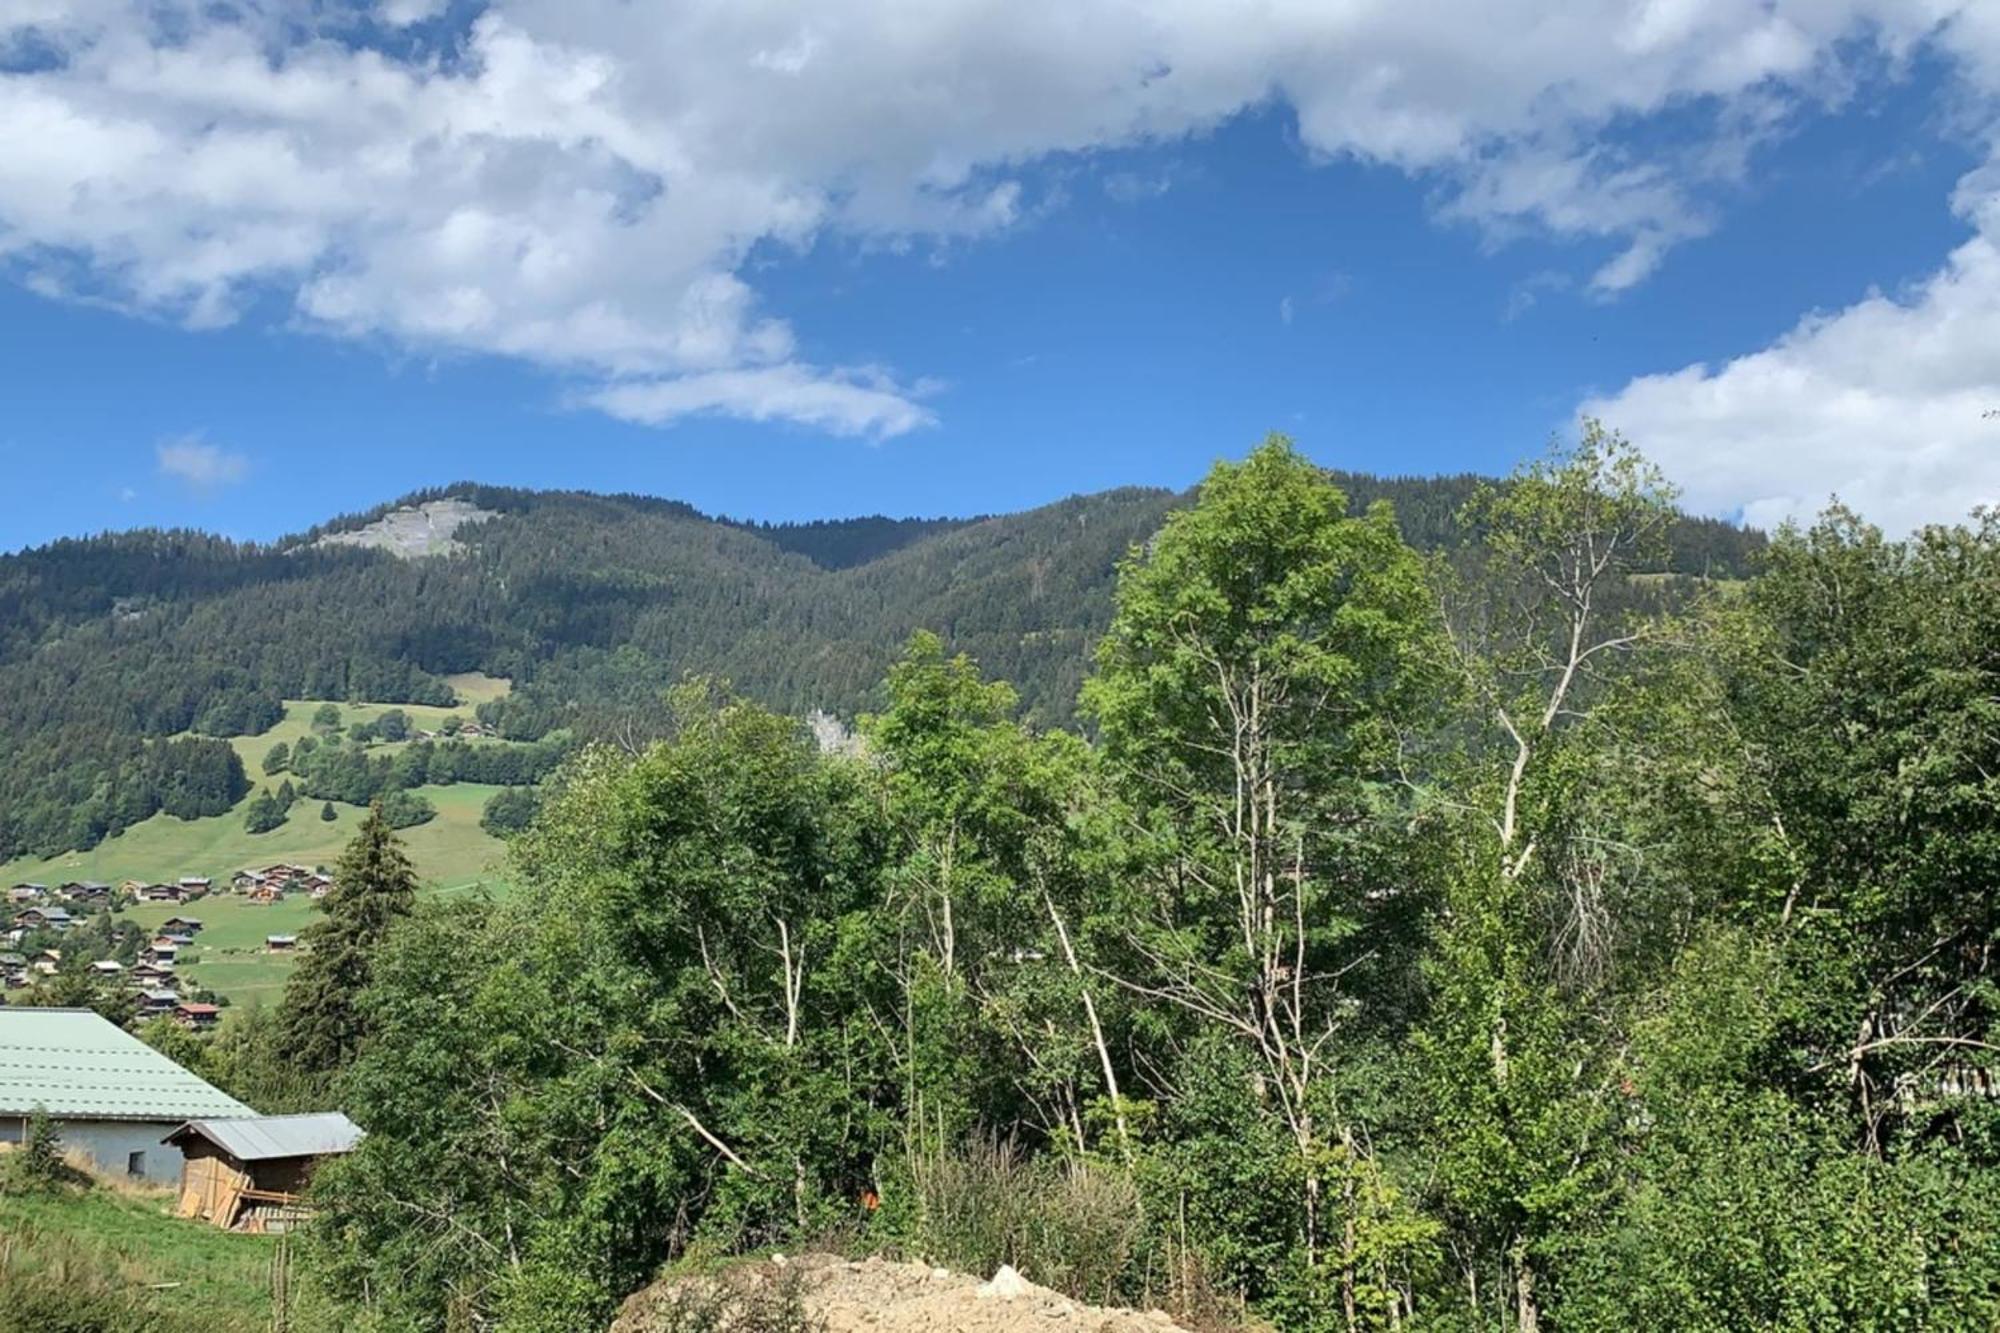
[0,472,1762,864]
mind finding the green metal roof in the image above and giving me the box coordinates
[0,1009,253,1122]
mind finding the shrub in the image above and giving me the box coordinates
[902,1138,1142,1307]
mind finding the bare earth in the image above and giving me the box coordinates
[613,1255,1194,1333]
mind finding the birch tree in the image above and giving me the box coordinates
[1085,435,1443,1326]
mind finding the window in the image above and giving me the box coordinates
[126,1150,145,1177]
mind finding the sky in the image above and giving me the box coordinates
[2,1,1999,552]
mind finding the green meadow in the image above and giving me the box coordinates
[2,679,517,1004]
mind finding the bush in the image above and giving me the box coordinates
[901,1139,1142,1307]
[1,1108,85,1195]
[377,789,435,830]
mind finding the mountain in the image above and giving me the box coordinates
[0,474,1762,862]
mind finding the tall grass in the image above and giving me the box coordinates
[904,1137,1142,1306]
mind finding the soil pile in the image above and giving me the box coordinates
[613,1254,1196,1333]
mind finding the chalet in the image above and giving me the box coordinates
[172,1002,222,1032]
[265,934,298,953]
[177,877,213,899]
[142,942,180,967]
[6,884,46,904]
[160,931,195,949]
[89,960,125,977]
[13,906,72,932]
[160,916,204,936]
[128,962,175,988]
[0,953,25,988]
[246,883,283,905]
[60,881,112,906]
[32,950,60,976]
[0,1008,252,1184]
[306,875,335,900]
[134,882,182,903]
[136,988,180,1017]
[167,1113,362,1232]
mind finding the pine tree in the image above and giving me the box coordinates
[320,800,338,822]
[278,801,417,1078]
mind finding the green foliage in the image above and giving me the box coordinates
[376,788,435,830]
[243,789,286,835]
[311,703,343,731]
[899,1139,1142,1306]
[276,803,418,1080]
[318,800,337,822]
[261,741,289,775]
[479,785,541,837]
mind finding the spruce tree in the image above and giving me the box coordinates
[278,801,417,1078]
[319,800,338,822]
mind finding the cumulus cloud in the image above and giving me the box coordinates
[0,0,1995,447]
[155,435,249,490]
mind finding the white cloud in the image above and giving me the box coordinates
[584,365,940,438]
[155,435,249,490]
[0,1,1995,445]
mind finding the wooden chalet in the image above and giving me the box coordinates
[13,906,72,932]
[167,1113,362,1232]
[136,987,180,1017]
[160,916,204,935]
[265,934,298,953]
[134,882,182,903]
[59,881,112,906]
[5,884,46,904]
[173,1002,221,1031]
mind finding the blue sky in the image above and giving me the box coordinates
[4,3,1999,551]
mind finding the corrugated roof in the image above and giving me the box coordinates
[0,1009,252,1121]
[167,1112,362,1161]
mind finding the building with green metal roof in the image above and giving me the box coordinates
[0,1007,253,1185]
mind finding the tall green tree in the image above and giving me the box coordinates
[1084,435,1444,1326]
[1416,422,1679,1333]
[278,800,417,1079]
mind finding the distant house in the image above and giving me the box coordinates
[264,935,298,953]
[61,881,112,906]
[128,962,175,988]
[306,874,335,900]
[160,916,204,935]
[89,960,124,976]
[246,884,283,905]
[6,884,46,904]
[0,953,26,988]
[166,1113,363,1232]
[13,906,72,932]
[136,988,180,1017]
[31,950,60,976]
[177,877,213,900]
[0,1008,253,1184]
[172,1002,221,1032]
[134,883,181,903]
[142,942,179,967]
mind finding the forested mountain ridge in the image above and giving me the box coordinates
[0,465,1761,861]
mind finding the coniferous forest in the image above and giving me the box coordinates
[0,465,1756,863]
[128,429,1996,1331]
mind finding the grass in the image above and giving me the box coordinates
[0,1180,346,1332]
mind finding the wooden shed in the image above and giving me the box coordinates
[166,1112,362,1232]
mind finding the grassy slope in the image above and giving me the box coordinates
[0,1184,345,1332]
[1,686,516,1004]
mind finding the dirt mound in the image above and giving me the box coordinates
[613,1254,1194,1333]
